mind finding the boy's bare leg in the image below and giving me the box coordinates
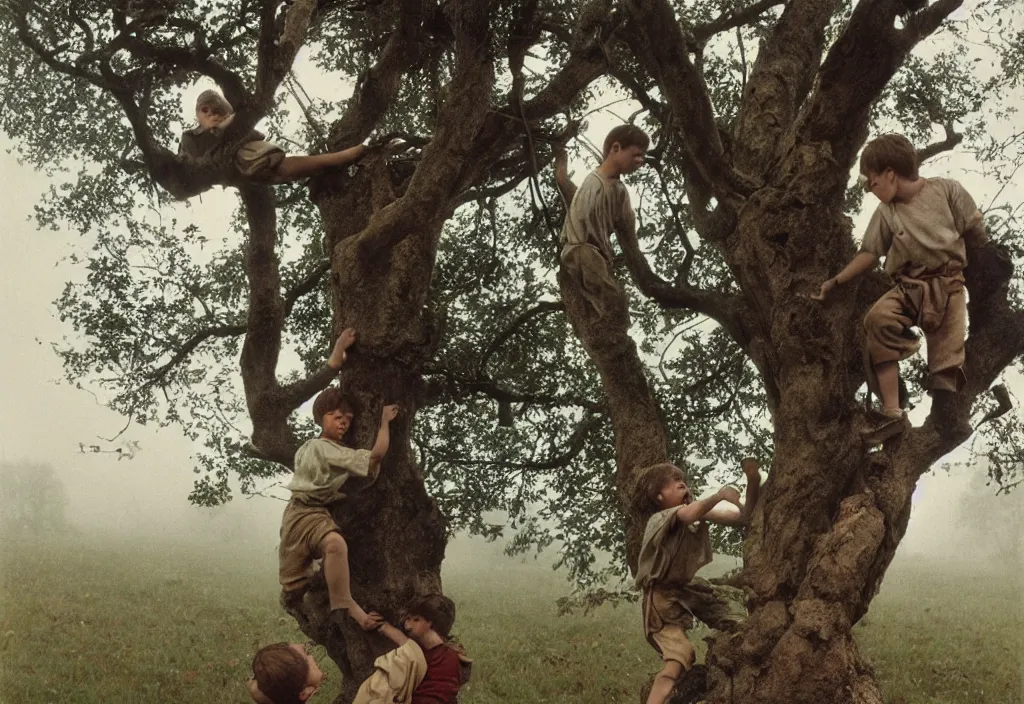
[274,145,366,181]
[320,532,372,628]
[873,360,901,414]
[647,660,684,704]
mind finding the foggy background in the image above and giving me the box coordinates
[3,5,1023,585]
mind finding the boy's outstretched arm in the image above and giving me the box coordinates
[367,614,409,647]
[675,486,737,525]
[739,457,761,523]
[704,458,762,527]
[327,327,357,370]
[809,251,877,301]
[368,404,400,472]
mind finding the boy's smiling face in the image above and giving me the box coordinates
[196,103,228,130]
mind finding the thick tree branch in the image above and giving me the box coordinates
[328,0,425,148]
[256,0,318,106]
[796,0,965,175]
[354,1,495,261]
[731,0,843,177]
[624,0,757,200]
[237,183,296,465]
[616,216,748,344]
[692,0,784,43]
[916,123,963,164]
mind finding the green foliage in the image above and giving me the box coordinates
[1,0,1023,592]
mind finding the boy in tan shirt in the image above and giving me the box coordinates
[556,124,649,319]
[278,327,399,630]
[812,134,987,441]
[635,459,760,704]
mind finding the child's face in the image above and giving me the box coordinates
[656,471,692,509]
[196,103,228,130]
[863,168,897,204]
[290,643,324,693]
[319,409,353,442]
[608,143,647,176]
[402,614,433,641]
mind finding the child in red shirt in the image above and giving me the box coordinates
[369,594,471,704]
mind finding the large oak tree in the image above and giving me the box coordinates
[2,1,1021,702]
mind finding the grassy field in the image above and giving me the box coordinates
[0,534,1020,704]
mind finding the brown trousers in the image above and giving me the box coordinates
[560,244,628,322]
[863,267,967,393]
[643,578,746,666]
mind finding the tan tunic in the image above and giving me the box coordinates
[859,178,980,391]
[287,438,375,506]
[560,170,635,263]
[635,508,744,665]
[352,640,428,704]
[859,177,981,276]
[635,507,713,592]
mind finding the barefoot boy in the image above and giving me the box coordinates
[635,459,760,704]
[179,89,367,182]
[812,134,987,439]
[279,328,399,630]
[557,125,648,318]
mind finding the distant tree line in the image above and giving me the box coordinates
[0,462,68,533]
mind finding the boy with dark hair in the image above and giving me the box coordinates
[556,124,649,318]
[248,642,324,704]
[812,133,987,441]
[354,594,472,704]
[635,459,760,704]
[179,89,367,182]
[278,327,400,630]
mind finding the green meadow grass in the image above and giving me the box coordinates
[0,534,1019,703]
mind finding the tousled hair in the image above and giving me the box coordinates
[603,124,650,159]
[195,89,233,116]
[633,463,686,515]
[405,593,456,639]
[859,134,918,180]
[311,387,357,427]
[251,643,308,704]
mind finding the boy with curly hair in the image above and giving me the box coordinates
[635,459,760,704]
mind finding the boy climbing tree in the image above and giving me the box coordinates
[635,459,761,704]
[556,124,649,322]
[179,89,368,183]
[811,134,988,443]
[278,328,400,631]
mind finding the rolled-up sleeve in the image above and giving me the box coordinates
[859,208,892,258]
